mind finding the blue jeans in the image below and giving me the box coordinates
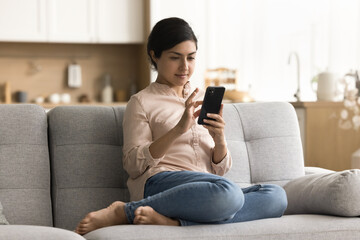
[124,171,287,226]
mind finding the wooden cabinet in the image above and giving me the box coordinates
[292,102,360,171]
[0,0,47,42]
[0,0,144,43]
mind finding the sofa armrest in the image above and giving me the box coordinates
[304,166,335,175]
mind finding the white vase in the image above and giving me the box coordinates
[351,148,360,169]
[101,74,113,103]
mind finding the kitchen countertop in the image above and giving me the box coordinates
[290,101,345,108]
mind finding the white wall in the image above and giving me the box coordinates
[149,0,208,89]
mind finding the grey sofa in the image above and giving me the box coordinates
[1,102,360,240]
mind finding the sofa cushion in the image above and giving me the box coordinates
[0,202,9,225]
[0,225,86,240]
[48,106,129,231]
[84,215,360,240]
[0,104,52,226]
[223,102,304,188]
[284,169,360,216]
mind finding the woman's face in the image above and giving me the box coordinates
[152,40,197,91]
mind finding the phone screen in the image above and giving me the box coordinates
[197,86,225,125]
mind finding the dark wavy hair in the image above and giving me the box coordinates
[147,17,198,70]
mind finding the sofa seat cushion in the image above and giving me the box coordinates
[0,225,85,240]
[284,169,360,216]
[84,215,360,240]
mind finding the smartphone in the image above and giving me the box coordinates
[197,86,225,125]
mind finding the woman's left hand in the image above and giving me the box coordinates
[202,104,226,146]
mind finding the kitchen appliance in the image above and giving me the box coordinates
[311,71,341,101]
[68,64,82,88]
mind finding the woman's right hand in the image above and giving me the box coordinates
[175,88,201,134]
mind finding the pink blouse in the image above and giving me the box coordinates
[122,82,232,201]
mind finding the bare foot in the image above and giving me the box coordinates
[75,201,128,235]
[133,206,180,226]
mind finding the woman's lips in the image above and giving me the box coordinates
[175,74,188,78]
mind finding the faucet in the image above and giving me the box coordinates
[288,52,301,102]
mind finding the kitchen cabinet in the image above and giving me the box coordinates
[0,0,47,42]
[47,0,95,43]
[96,0,144,43]
[292,101,360,171]
[0,0,144,43]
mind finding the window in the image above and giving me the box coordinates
[150,0,360,101]
[207,0,360,101]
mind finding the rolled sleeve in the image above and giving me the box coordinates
[142,142,164,168]
[211,150,232,176]
[123,97,163,179]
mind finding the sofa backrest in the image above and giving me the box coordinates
[48,102,304,230]
[0,104,52,226]
[48,106,129,230]
[222,102,304,187]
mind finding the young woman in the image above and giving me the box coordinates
[75,17,287,235]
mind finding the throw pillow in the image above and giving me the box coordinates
[284,169,360,217]
[0,202,10,225]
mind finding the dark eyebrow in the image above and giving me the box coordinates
[168,51,197,56]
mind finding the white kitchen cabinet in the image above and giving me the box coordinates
[96,0,144,43]
[47,0,95,43]
[0,0,47,42]
[0,0,144,44]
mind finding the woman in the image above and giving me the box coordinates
[75,17,287,234]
